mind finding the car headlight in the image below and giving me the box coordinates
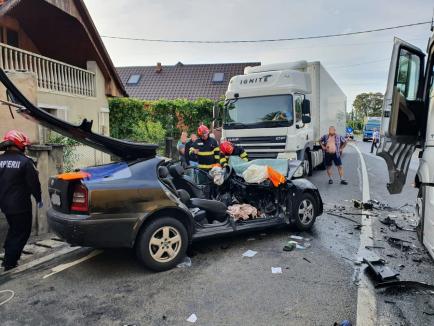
[293,165,304,178]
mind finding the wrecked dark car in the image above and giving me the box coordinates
[0,69,323,272]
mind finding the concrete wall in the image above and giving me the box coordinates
[0,71,40,143]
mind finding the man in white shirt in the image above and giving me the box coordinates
[371,128,380,153]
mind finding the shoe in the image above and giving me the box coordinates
[340,180,348,185]
[3,264,17,272]
[328,179,333,184]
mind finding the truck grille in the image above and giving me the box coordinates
[226,136,286,159]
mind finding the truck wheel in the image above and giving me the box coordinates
[292,192,317,231]
[303,151,313,176]
[136,217,188,272]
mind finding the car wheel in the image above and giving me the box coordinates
[303,151,313,176]
[293,192,317,231]
[362,138,367,142]
[136,217,188,272]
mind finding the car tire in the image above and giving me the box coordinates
[362,138,367,142]
[136,217,188,272]
[304,151,313,177]
[292,192,317,231]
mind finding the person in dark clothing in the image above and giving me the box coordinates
[190,125,220,171]
[219,141,248,167]
[184,133,198,166]
[0,130,42,271]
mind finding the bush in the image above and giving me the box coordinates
[109,97,217,141]
[47,133,80,172]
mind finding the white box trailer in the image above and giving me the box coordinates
[220,61,346,176]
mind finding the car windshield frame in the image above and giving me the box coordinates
[224,95,294,129]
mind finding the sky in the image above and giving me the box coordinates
[83,0,434,112]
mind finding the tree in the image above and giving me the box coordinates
[352,92,384,121]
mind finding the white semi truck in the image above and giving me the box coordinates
[217,61,346,176]
[377,32,434,259]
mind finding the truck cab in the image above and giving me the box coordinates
[219,61,346,176]
[362,117,382,142]
[377,32,434,259]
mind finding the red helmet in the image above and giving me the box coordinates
[197,125,210,138]
[220,141,234,156]
[3,130,30,150]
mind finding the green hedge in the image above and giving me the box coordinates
[109,97,217,142]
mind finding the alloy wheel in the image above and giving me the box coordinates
[148,226,182,263]
[298,199,314,224]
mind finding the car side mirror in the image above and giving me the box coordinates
[302,115,311,124]
[302,99,311,115]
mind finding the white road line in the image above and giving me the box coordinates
[349,143,377,326]
[42,249,103,279]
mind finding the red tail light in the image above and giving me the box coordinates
[70,183,89,212]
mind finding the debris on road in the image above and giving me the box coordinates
[176,257,192,268]
[375,280,434,292]
[353,200,373,210]
[186,313,198,323]
[242,250,257,258]
[271,267,282,274]
[289,235,304,240]
[386,237,412,252]
[303,257,312,263]
[283,241,296,252]
[334,320,352,326]
[363,258,399,282]
[0,290,15,306]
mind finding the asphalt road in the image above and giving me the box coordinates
[0,140,430,325]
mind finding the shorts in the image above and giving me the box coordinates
[324,152,342,167]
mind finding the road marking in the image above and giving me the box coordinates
[42,249,103,279]
[349,143,377,326]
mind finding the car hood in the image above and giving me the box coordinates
[0,69,157,160]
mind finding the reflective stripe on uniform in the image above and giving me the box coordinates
[198,164,214,170]
[197,151,215,156]
[240,152,248,158]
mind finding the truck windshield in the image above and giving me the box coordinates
[365,123,380,131]
[224,95,293,129]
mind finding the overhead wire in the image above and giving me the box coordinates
[100,21,431,44]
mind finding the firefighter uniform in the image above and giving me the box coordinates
[191,137,220,171]
[220,145,248,166]
[0,150,41,269]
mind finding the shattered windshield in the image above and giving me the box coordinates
[224,95,294,128]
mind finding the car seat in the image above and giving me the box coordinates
[169,165,206,199]
[158,166,177,193]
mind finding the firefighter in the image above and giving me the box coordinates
[219,141,248,167]
[0,130,42,271]
[190,125,220,172]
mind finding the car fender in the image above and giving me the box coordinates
[290,178,323,215]
[132,205,195,247]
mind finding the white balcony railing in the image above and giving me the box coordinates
[0,42,96,97]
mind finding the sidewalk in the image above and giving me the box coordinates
[0,214,77,274]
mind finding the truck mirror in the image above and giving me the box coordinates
[302,99,311,115]
[213,104,220,120]
[302,115,311,124]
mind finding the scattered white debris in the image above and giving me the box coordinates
[296,243,311,250]
[290,235,304,240]
[242,250,258,258]
[186,313,197,323]
[177,257,192,268]
[246,237,256,241]
[271,267,282,274]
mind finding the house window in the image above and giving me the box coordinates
[212,72,225,83]
[127,74,141,85]
[6,29,18,47]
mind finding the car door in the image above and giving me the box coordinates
[377,37,426,194]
